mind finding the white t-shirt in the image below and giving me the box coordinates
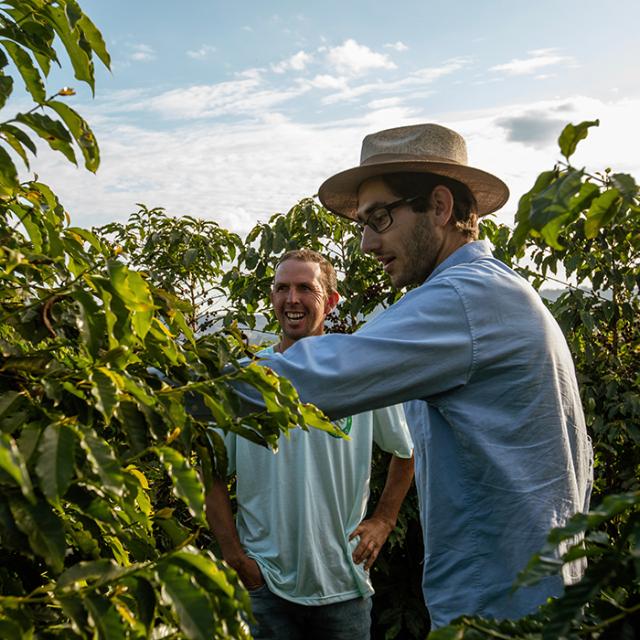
[226,346,413,604]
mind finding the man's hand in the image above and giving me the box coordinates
[231,554,265,591]
[349,516,394,571]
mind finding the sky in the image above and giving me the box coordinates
[13,0,640,234]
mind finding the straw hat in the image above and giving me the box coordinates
[318,123,509,219]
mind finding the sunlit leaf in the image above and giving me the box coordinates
[15,112,77,165]
[90,367,120,421]
[584,188,620,238]
[558,119,599,159]
[0,39,46,102]
[156,562,215,640]
[46,99,100,171]
[155,446,204,521]
[0,433,35,502]
[78,428,124,496]
[35,422,76,502]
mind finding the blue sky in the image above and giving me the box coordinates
[26,0,640,233]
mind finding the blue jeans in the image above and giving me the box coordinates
[248,584,372,640]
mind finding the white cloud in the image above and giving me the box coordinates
[326,39,396,76]
[130,44,156,62]
[30,81,640,239]
[322,57,469,104]
[490,48,573,76]
[367,97,404,109]
[384,41,408,52]
[298,74,348,90]
[272,50,313,74]
[138,79,309,120]
[187,44,217,60]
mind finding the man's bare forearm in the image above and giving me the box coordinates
[205,476,265,589]
[205,476,245,566]
[350,454,414,569]
[372,454,415,528]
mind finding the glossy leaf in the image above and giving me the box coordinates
[584,188,620,238]
[15,112,77,164]
[90,367,120,421]
[9,496,65,572]
[0,145,19,196]
[156,562,215,640]
[558,119,599,159]
[0,39,45,102]
[0,433,35,502]
[0,74,14,109]
[78,428,124,496]
[47,99,100,171]
[35,422,76,502]
[156,446,205,521]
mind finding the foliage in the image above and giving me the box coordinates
[96,205,244,332]
[0,2,339,638]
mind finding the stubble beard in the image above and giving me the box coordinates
[393,214,439,288]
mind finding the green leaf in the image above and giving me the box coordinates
[9,496,66,572]
[84,594,127,639]
[585,188,620,238]
[35,422,76,502]
[90,367,120,421]
[78,428,124,496]
[156,562,215,640]
[0,433,35,502]
[15,112,77,165]
[0,145,20,197]
[172,547,234,597]
[46,100,100,172]
[0,123,37,156]
[0,39,46,103]
[43,2,96,93]
[57,559,126,592]
[156,446,204,521]
[77,10,111,69]
[74,289,105,357]
[558,119,599,159]
[0,124,31,168]
[0,75,14,109]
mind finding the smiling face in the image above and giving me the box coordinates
[270,259,339,350]
[357,177,443,288]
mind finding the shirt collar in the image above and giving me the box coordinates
[426,240,493,283]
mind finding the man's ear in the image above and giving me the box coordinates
[324,290,340,315]
[431,185,455,227]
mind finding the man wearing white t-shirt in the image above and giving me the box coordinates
[206,249,414,640]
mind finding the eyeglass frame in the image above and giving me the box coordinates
[355,195,425,234]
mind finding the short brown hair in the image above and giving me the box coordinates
[381,172,479,239]
[275,249,338,297]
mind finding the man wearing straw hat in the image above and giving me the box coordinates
[235,123,593,628]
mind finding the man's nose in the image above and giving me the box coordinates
[360,225,380,254]
[287,287,300,303]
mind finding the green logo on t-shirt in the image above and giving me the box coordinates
[332,415,353,438]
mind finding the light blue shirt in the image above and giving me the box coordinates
[228,347,413,605]
[246,241,593,627]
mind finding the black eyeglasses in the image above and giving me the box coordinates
[356,195,424,234]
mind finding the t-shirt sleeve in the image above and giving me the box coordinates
[371,404,413,458]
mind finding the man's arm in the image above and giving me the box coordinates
[349,454,414,570]
[205,476,264,590]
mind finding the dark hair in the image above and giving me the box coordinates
[275,249,338,296]
[381,172,479,239]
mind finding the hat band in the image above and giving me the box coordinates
[361,153,464,166]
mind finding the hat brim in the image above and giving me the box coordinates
[318,160,509,219]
